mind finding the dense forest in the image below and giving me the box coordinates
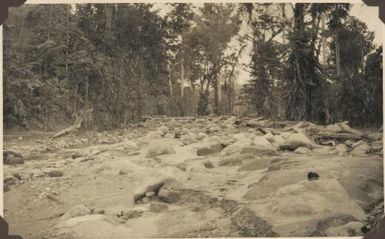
[4,3,383,130]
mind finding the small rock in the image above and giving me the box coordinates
[134,193,146,204]
[145,191,155,198]
[145,182,165,195]
[149,203,169,213]
[71,152,83,159]
[203,161,215,169]
[48,170,64,177]
[174,132,182,138]
[4,175,17,186]
[308,172,320,181]
[119,169,128,175]
[197,132,208,140]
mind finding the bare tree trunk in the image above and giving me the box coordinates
[168,64,173,116]
[336,31,340,76]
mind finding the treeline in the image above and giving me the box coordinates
[4,3,382,130]
[239,3,382,126]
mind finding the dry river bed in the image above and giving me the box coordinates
[3,117,384,238]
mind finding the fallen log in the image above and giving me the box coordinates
[52,119,82,139]
[314,132,363,141]
[52,108,93,139]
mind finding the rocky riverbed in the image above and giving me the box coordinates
[3,116,384,238]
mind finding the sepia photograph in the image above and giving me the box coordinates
[2,1,384,238]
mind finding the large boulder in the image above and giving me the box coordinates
[279,133,313,151]
[181,133,198,145]
[221,139,253,156]
[3,150,24,165]
[146,143,175,157]
[196,141,223,156]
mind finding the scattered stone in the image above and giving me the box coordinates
[308,172,320,181]
[203,161,215,169]
[149,203,169,213]
[48,170,64,177]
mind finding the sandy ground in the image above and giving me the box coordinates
[3,117,383,238]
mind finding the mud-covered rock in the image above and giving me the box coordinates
[149,202,169,213]
[196,142,223,156]
[3,154,24,165]
[146,143,175,157]
[48,170,64,177]
[218,156,243,167]
[230,207,278,237]
[350,141,370,156]
[61,204,92,220]
[311,214,361,236]
[203,161,215,169]
[158,185,181,203]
